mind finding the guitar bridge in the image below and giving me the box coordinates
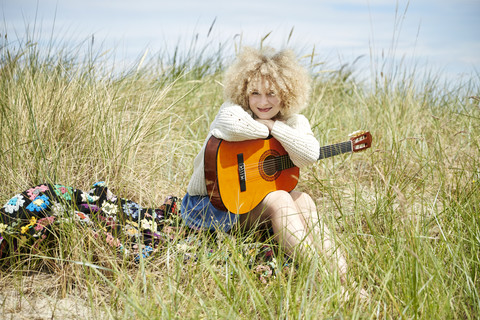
[237,153,246,192]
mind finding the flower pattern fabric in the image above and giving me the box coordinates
[53,184,74,201]
[26,185,49,201]
[0,182,178,263]
[3,194,25,214]
[26,195,50,213]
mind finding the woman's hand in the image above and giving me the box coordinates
[255,119,275,133]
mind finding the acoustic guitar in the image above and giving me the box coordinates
[204,131,372,214]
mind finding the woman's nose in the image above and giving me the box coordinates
[260,94,269,105]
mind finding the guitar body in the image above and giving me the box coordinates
[205,136,300,214]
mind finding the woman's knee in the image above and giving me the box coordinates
[262,190,296,208]
[265,190,291,200]
[291,191,316,211]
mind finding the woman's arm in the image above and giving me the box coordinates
[210,102,270,141]
[270,114,320,168]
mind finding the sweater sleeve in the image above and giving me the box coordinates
[210,102,270,141]
[270,114,320,168]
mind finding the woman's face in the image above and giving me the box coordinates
[248,78,282,120]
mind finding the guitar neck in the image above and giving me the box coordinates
[318,141,352,160]
[277,140,353,171]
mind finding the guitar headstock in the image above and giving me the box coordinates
[349,130,372,152]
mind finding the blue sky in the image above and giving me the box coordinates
[1,0,479,83]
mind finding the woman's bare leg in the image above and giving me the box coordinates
[240,190,347,280]
[240,190,313,256]
[290,190,347,281]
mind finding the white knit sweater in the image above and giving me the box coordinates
[186,102,320,196]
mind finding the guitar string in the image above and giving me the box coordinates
[241,158,286,171]
[228,141,357,185]
[235,148,352,185]
[220,140,364,192]
[241,153,349,173]
[239,142,352,171]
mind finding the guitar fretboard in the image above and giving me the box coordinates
[276,140,353,171]
[318,141,352,160]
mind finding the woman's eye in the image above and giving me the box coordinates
[268,92,276,97]
[251,91,259,95]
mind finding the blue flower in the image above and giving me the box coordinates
[122,202,141,219]
[26,195,50,212]
[134,246,153,263]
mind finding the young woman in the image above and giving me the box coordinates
[181,46,347,280]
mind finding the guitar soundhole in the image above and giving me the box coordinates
[259,150,281,182]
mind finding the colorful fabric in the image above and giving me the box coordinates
[0,182,178,262]
[180,192,239,232]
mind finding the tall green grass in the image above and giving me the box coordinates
[1,31,479,319]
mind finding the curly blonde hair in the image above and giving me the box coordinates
[223,47,312,119]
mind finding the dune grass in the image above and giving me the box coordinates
[0,32,479,319]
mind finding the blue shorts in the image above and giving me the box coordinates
[180,193,239,232]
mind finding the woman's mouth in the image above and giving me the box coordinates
[258,107,272,112]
